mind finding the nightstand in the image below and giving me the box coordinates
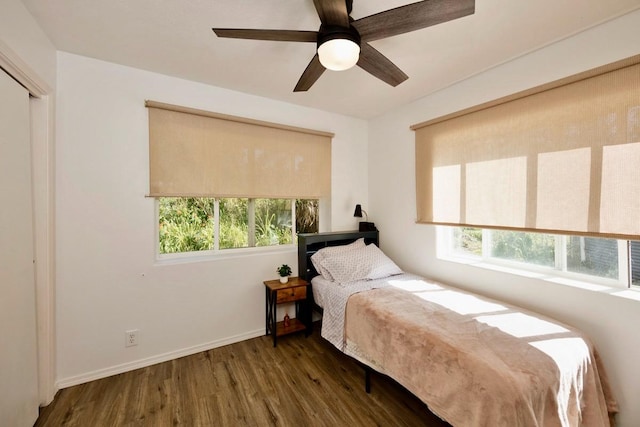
[264,277,311,347]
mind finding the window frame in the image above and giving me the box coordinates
[438,226,632,289]
[155,197,310,262]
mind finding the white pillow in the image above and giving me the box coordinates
[310,238,366,281]
[364,244,404,280]
[320,243,403,284]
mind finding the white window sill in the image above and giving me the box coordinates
[154,244,296,266]
[439,254,640,302]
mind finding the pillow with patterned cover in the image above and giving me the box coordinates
[311,238,366,281]
[364,244,404,280]
[320,243,403,284]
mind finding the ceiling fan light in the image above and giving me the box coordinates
[318,38,360,71]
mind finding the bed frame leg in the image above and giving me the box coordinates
[365,367,371,393]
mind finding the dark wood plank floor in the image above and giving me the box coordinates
[36,325,451,426]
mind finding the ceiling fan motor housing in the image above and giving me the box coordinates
[317,25,361,49]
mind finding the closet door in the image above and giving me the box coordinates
[0,69,39,425]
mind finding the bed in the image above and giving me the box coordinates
[297,231,618,427]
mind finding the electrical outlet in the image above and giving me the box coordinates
[125,329,139,347]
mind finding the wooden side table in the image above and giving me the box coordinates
[264,277,310,347]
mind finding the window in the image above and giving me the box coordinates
[158,197,318,255]
[442,227,638,288]
[147,103,330,259]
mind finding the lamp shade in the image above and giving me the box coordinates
[354,204,363,217]
[318,38,360,71]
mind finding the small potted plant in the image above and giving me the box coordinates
[277,264,292,283]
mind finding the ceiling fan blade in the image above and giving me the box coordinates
[294,54,326,92]
[212,28,317,43]
[357,43,408,87]
[352,0,475,42]
[312,0,350,27]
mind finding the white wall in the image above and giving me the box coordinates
[0,0,56,89]
[369,10,640,427]
[55,52,368,386]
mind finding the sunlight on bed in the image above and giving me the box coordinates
[473,309,592,424]
[529,337,591,425]
[388,278,442,292]
[475,312,569,338]
[415,289,509,315]
[529,337,590,370]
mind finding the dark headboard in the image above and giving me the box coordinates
[297,230,380,282]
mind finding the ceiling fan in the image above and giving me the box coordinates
[212,0,475,92]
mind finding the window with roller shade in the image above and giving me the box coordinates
[146,102,331,256]
[417,55,640,288]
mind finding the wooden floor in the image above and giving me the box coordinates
[36,325,451,426]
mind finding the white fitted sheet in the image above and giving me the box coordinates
[310,275,333,309]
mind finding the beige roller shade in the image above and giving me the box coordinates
[147,101,332,199]
[412,55,640,239]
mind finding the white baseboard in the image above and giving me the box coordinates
[55,329,264,389]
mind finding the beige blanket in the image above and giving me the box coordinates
[343,279,617,426]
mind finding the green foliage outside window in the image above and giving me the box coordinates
[219,198,249,249]
[255,199,292,246]
[490,230,555,267]
[452,227,624,283]
[453,227,482,256]
[159,197,319,254]
[453,227,555,266]
[296,199,319,233]
[159,197,214,254]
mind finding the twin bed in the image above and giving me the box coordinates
[297,231,618,427]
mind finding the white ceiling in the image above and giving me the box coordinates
[21,0,640,119]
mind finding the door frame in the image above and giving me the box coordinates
[0,39,57,405]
